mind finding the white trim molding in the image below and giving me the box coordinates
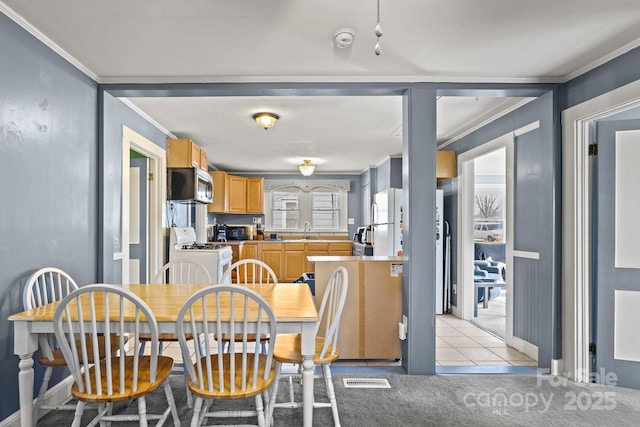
[561,78,640,383]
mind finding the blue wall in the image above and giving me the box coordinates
[0,13,98,418]
[440,91,559,367]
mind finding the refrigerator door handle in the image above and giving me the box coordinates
[371,202,378,225]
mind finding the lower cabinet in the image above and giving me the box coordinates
[312,258,402,359]
[283,243,306,282]
[260,243,283,281]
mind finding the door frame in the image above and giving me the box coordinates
[456,132,515,343]
[121,126,166,284]
[456,121,541,358]
[562,79,640,382]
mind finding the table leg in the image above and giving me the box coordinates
[474,285,478,317]
[302,355,314,427]
[18,352,35,427]
[299,323,315,427]
[483,286,489,309]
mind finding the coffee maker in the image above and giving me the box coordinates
[209,224,227,242]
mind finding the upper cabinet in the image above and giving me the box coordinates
[436,151,456,181]
[167,138,208,171]
[246,177,264,214]
[208,171,264,214]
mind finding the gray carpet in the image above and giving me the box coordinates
[38,372,640,426]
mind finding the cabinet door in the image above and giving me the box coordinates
[208,171,228,213]
[237,243,259,282]
[436,151,456,180]
[261,245,283,282]
[284,243,306,282]
[227,176,247,213]
[167,138,200,168]
[199,149,208,171]
[246,177,264,214]
[305,242,329,272]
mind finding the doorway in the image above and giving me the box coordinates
[121,126,166,285]
[469,148,507,339]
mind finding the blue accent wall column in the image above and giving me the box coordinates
[402,85,437,374]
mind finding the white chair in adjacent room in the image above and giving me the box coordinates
[266,266,348,427]
[23,267,122,423]
[218,259,278,353]
[52,284,180,427]
[175,284,278,427]
[139,258,212,408]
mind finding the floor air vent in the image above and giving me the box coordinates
[342,378,391,389]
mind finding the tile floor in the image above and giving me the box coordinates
[436,314,537,366]
[143,315,537,370]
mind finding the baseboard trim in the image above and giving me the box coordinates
[0,376,74,427]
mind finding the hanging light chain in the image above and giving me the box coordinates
[374,0,383,55]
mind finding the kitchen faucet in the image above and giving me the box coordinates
[303,221,311,239]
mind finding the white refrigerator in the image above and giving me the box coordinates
[371,188,403,257]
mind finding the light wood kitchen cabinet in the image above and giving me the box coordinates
[207,172,264,214]
[260,242,283,281]
[436,150,456,181]
[228,242,259,282]
[283,243,306,282]
[227,175,247,213]
[208,171,229,213]
[328,242,353,256]
[246,177,264,214]
[304,242,329,273]
[311,257,402,359]
[167,138,207,170]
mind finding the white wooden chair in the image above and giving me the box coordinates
[219,259,278,353]
[224,259,278,285]
[140,258,212,408]
[176,284,278,427]
[23,267,122,423]
[52,284,180,427]
[266,266,348,427]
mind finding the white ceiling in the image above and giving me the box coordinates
[3,0,640,173]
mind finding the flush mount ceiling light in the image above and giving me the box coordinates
[298,159,316,176]
[253,112,279,130]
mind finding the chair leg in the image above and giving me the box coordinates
[190,397,204,427]
[137,396,149,427]
[33,366,53,422]
[255,393,266,427]
[71,401,87,427]
[163,381,181,427]
[322,364,341,427]
[266,362,282,426]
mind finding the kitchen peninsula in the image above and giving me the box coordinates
[307,255,403,360]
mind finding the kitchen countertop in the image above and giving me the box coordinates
[307,255,403,262]
[223,239,351,244]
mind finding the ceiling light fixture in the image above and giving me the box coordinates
[253,112,279,130]
[374,0,383,55]
[298,159,316,176]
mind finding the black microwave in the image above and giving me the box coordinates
[167,168,213,204]
[226,225,253,240]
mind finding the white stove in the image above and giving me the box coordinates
[169,227,232,283]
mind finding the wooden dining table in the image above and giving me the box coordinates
[9,283,319,427]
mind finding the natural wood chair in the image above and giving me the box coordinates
[140,258,213,408]
[176,284,278,427]
[52,284,180,427]
[218,259,278,353]
[266,266,348,427]
[23,267,123,423]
